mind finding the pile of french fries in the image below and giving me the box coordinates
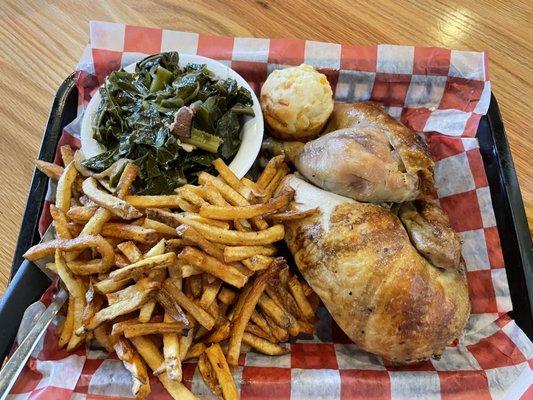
[27,146,320,400]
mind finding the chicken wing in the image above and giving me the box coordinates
[398,200,462,271]
[263,102,435,203]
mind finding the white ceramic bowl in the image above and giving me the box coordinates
[80,54,263,179]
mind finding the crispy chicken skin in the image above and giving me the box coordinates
[281,175,470,363]
[398,200,463,271]
[263,101,435,203]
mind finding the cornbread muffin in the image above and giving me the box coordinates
[260,64,334,141]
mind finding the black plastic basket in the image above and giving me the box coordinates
[0,75,531,364]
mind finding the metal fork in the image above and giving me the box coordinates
[0,226,67,400]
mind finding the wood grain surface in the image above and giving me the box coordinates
[0,0,531,294]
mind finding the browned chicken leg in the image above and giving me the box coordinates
[279,175,470,363]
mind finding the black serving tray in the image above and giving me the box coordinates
[0,76,531,364]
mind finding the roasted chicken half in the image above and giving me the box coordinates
[264,102,435,203]
[280,175,470,363]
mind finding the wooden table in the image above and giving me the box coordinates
[0,0,531,294]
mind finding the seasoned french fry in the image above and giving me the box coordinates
[264,287,300,337]
[226,258,285,366]
[155,288,189,326]
[124,194,185,209]
[177,186,209,207]
[66,205,98,223]
[179,313,196,361]
[102,223,159,243]
[117,241,143,263]
[56,162,78,213]
[58,294,75,348]
[233,218,251,232]
[198,172,248,207]
[54,251,86,350]
[113,336,151,399]
[245,322,276,343]
[258,294,291,328]
[68,297,86,351]
[50,205,72,240]
[288,275,316,321]
[199,188,293,220]
[146,208,230,230]
[83,177,142,220]
[122,322,188,338]
[202,182,229,206]
[206,299,221,320]
[144,238,166,257]
[183,342,206,361]
[68,207,112,263]
[130,336,197,400]
[175,215,284,246]
[177,225,224,261]
[78,195,97,206]
[242,332,290,356]
[250,310,274,340]
[137,239,167,322]
[115,163,140,198]
[178,247,248,288]
[205,320,231,344]
[223,245,276,263]
[24,235,115,275]
[199,279,222,310]
[107,284,144,305]
[138,269,166,322]
[268,283,302,321]
[165,238,185,252]
[256,155,285,189]
[94,276,131,294]
[181,213,231,229]
[218,287,237,305]
[296,319,316,335]
[261,163,290,203]
[60,145,74,166]
[163,279,215,330]
[263,313,289,342]
[159,313,182,381]
[198,353,222,398]
[82,290,104,326]
[213,158,253,200]
[78,278,160,332]
[143,218,178,236]
[187,274,203,298]
[109,253,176,281]
[111,318,151,337]
[180,263,203,278]
[94,324,114,352]
[205,343,239,400]
[242,255,274,271]
[241,177,265,197]
[35,159,63,180]
[267,208,319,223]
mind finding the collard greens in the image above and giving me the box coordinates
[83,52,254,194]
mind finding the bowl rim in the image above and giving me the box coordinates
[79,53,263,179]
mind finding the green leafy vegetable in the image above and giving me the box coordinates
[83,52,254,194]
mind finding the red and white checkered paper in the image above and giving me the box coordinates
[11,21,532,399]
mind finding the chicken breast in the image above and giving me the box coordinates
[263,102,435,203]
[281,175,470,363]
